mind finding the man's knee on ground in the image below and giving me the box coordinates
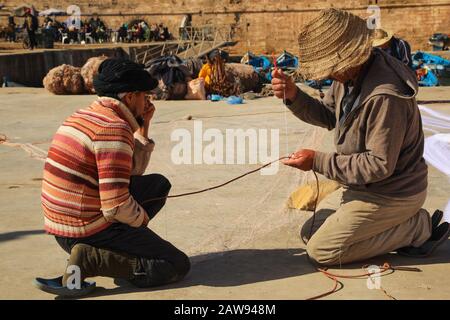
[306,238,341,266]
[173,251,191,280]
[131,251,190,288]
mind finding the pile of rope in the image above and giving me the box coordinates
[209,55,240,97]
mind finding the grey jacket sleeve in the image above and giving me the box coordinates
[285,83,337,130]
[312,95,409,185]
[131,132,155,176]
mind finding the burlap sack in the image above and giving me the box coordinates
[225,63,261,93]
[184,78,206,100]
[43,64,86,95]
[287,180,341,211]
[80,56,108,93]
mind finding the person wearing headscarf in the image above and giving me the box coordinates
[271,9,449,266]
[35,59,190,297]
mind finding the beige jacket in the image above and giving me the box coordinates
[287,49,427,197]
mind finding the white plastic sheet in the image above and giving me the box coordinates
[419,105,450,222]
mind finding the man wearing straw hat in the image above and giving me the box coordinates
[272,8,450,266]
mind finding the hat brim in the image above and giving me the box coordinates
[296,9,374,81]
[372,31,394,47]
[298,33,373,81]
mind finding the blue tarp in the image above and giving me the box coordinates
[412,51,450,86]
[242,51,331,85]
[247,55,271,70]
[276,51,299,69]
[243,51,298,82]
[417,69,440,87]
[413,51,450,67]
[305,79,333,89]
[242,52,272,82]
[226,96,244,104]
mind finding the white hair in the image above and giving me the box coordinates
[117,92,128,99]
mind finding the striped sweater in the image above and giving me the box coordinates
[42,97,154,238]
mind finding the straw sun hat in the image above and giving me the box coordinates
[297,8,373,80]
[372,28,394,47]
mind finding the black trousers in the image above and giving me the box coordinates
[55,174,190,279]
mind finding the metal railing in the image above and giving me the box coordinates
[179,24,233,43]
[133,24,235,64]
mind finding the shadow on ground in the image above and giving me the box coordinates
[56,240,450,299]
[0,229,45,243]
[57,248,313,299]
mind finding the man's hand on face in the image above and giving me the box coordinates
[271,69,298,102]
[282,149,316,171]
[137,96,155,138]
[142,97,155,127]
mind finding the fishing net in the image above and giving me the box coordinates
[155,94,328,259]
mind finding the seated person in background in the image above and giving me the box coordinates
[118,24,128,42]
[6,15,16,42]
[67,24,78,43]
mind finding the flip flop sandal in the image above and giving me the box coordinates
[432,210,444,230]
[33,276,96,298]
[397,222,450,258]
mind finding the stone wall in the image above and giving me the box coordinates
[0,47,126,86]
[2,0,450,54]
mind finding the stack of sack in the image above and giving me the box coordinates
[225,63,262,94]
[43,64,86,95]
[80,56,108,93]
[43,56,109,95]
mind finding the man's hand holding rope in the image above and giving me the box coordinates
[282,149,316,171]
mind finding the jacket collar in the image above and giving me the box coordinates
[357,48,417,108]
[95,96,140,132]
[336,49,417,128]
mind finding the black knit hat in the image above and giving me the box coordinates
[93,58,158,97]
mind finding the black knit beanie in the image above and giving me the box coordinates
[93,58,158,97]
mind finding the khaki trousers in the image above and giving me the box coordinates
[301,187,431,266]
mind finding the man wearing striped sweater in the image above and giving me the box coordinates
[37,59,190,296]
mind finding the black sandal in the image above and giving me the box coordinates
[397,222,450,258]
[33,276,96,298]
[431,210,444,230]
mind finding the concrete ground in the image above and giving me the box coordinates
[0,86,449,300]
